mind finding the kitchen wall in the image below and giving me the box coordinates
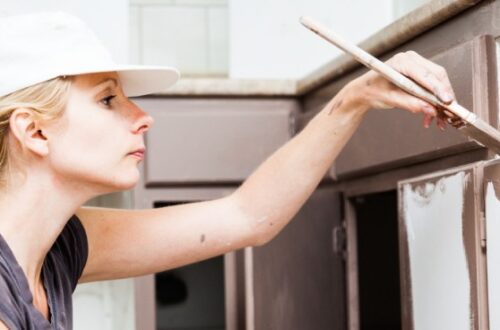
[129,0,228,77]
[128,0,428,79]
[228,0,394,79]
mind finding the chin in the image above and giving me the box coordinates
[99,169,141,193]
[115,172,141,190]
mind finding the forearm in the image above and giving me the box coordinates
[232,81,368,245]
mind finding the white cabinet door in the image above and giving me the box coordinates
[398,162,489,330]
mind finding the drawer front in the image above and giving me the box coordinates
[135,98,298,184]
[334,35,498,178]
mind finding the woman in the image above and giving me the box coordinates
[0,11,455,329]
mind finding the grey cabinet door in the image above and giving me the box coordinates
[484,160,500,330]
[335,35,498,178]
[249,187,346,330]
[134,98,298,185]
[397,162,490,330]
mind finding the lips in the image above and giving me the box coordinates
[128,147,145,159]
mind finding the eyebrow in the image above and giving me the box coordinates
[94,78,118,89]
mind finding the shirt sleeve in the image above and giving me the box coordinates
[53,214,89,291]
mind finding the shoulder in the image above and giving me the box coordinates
[57,214,88,248]
[49,215,89,290]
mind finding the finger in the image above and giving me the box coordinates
[382,88,438,116]
[389,52,455,104]
[437,117,447,131]
[443,109,457,118]
[449,117,465,128]
[408,52,456,104]
[423,114,433,128]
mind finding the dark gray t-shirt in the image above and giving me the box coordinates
[0,215,88,329]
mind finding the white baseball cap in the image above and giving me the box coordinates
[0,11,180,98]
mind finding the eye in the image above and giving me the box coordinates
[100,95,116,107]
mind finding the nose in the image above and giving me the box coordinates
[130,103,154,134]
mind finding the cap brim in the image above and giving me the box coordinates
[69,64,180,97]
[113,65,180,97]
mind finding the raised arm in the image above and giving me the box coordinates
[231,51,455,243]
[78,51,455,283]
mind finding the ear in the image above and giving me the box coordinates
[8,108,49,157]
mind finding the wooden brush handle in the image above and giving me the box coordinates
[299,15,477,124]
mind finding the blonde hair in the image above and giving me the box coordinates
[0,76,73,179]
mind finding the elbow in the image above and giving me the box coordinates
[249,220,282,247]
[251,230,273,247]
[229,191,280,247]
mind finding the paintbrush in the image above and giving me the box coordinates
[300,16,500,155]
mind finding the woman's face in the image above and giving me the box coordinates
[44,72,153,194]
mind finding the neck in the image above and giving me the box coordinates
[0,170,93,289]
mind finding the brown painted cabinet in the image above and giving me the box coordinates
[334,35,498,178]
[136,98,298,185]
[302,5,500,324]
[251,187,346,330]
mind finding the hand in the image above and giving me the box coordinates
[350,51,457,130]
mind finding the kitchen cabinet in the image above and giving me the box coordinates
[251,187,346,330]
[334,35,498,178]
[135,98,298,185]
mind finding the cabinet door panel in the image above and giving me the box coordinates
[484,160,500,330]
[134,98,297,184]
[250,188,346,330]
[336,35,498,178]
[398,163,487,330]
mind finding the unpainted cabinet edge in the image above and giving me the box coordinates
[244,247,255,330]
[471,165,490,330]
[224,252,238,330]
[397,184,414,330]
[344,198,360,330]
